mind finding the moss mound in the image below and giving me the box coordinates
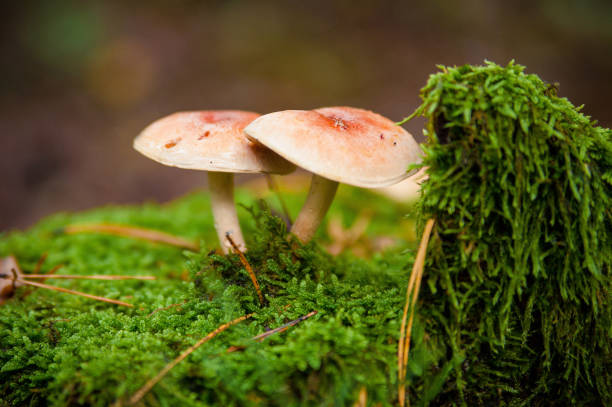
[407,61,612,405]
[187,201,414,405]
[0,189,423,406]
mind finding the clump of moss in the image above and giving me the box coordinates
[0,191,426,406]
[187,201,430,405]
[407,61,612,405]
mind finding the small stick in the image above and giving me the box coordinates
[225,345,245,353]
[225,310,317,354]
[252,310,317,342]
[226,233,264,306]
[17,279,134,307]
[265,174,292,227]
[398,218,435,407]
[33,253,48,274]
[147,299,189,318]
[129,313,253,405]
[24,275,155,280]
[62,224,199,251]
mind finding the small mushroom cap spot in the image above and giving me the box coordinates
[244,106,422,188]
[134,110,295,174]
[164,138,181,149]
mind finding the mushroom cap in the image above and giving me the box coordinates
[134,110,296,174]
[243,106,422,188]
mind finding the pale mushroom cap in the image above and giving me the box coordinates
[134,110,295,174]
[243,106,422,188]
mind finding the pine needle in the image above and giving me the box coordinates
[17,279,134,307]
[353,386,367,407]
[252,310,317,342]
[398,218,435,407]
[62,224,199,251]
[225,310,317,354]
[146,299,189,318]
[128,313,253,405]
[226,233,265,306]
[33,253,48,274]
[24,274,155,280]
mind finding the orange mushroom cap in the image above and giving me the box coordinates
[134,110,295,174]
[244,106,422,188]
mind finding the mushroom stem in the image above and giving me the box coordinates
[290,174,339,243]
[208,172,246,254]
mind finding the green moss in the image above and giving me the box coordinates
[186,201,417,405]
[0,188,421,406]
[406,61,612,405]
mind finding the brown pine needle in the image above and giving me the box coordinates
[226,310,317,354]
[33,253,48,274]
[24,274,155,280]
[146,299,189,318]
[23,263,64,299]
[252,310,317,342]
[62,224,199,251]
[225,345,246,353]
[226,233,265,306]
[398,218,435,407]
[22,264,64,299]
[17,279,134,307]
[129,313,253,405]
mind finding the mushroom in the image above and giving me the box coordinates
[134,110,295,253]
[244,106,422,243]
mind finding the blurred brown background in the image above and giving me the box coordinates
[1,0,611,230]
